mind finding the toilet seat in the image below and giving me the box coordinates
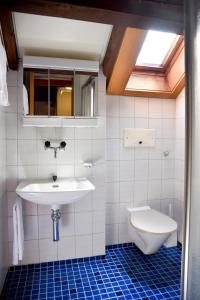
[130,207,177,234]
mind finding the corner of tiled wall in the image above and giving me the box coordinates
[105,94,183,245]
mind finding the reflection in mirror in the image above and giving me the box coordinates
[74,73,98,117]
[23,68,49,115]
[50,70,74,116]
[23,68,98,117]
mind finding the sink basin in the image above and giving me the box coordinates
[16,178,95,208]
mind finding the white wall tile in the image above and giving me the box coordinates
[148,180,162,200]
[55,127,74,140]
[106,182,119,203]
[119,161,134,181]
[39,239,58,262]
[6,166,18,192]
[148,160,162,180]
[24,216,38,240]
[18,166,37,181]
[106,204,119,225]
[162,119,175,139]
[149,99,162,118]
[18,140,37,165]
[75,140,92,164]
[22,240,39,265]
[59,213,75,237]
[58,236,75,260]
[38,215,52,239]
[106,95,119,117]
[6,113,17,139]
[75,212,92,235]
[134,98,148,118]
[163,99,176,118]
[18,117,36,140]
[133,180,148,203]
[92,186,105,211]
[119,96,134,117]
[6,140,17,166]
[75,194,92,212]
[149,118,162,138]
[106,117,119,139]
[75,127,92,140]
[93,211,105,233]
[106,161,119,182]
[119,139,134,161]
[134,118,148,129]
[119,182,133,203]
[93,233,105,256]
[107,139,119,161]
[75,235,92,258]
[106,224,118,245]
[135,160,148,180]
[7,86,18,113]
[118,223,130,244]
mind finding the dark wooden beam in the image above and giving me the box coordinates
[0,9,18,70]
[103,26,126,82]
[0,0,183,34]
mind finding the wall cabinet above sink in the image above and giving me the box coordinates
[22,56,99,127]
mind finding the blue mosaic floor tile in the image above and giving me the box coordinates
[1,243,181,300]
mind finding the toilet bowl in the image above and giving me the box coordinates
[127,206,177,255]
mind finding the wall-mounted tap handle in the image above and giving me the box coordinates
[60,141,66,149]
[45,140,51,149]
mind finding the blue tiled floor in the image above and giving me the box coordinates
[1,243,181,300]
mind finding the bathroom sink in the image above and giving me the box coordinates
[16,178,95,208]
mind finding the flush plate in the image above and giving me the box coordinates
[124,128,155,147]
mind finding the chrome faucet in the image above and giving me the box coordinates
[52,175,57,182]
[44,140,67,158]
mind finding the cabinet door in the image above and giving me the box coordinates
[23,68,49,116]
[74,72,98,117]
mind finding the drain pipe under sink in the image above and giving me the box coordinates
[51,208,61,241]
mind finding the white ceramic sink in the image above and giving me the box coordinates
[16,178,95,208]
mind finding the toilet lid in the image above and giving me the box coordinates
[130,209,177,234]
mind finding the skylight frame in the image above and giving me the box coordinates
[135,30,181,71]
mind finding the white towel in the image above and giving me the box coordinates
[23,84,29,115]
[13,197,24,265]
[0,40,9,106]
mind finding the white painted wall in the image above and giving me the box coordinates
[6,67,106,265]
[0,87,8,290]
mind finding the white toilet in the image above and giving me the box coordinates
[127,206,177,255]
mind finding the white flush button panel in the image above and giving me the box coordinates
[124,128,155,147]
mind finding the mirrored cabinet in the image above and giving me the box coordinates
[23,69,98,117]
[22,56,99,127]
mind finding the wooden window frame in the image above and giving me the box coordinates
[107,28,185,99]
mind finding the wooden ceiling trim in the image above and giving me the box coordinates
[103,26,126,83]
[107,28,147,95]
[0,9,18,70]
[0,0,183,34]
[123,90,174,99]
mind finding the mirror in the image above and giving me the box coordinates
[74,73,98,117]
[23,68,98,117]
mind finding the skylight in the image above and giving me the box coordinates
[136,30,178,68]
